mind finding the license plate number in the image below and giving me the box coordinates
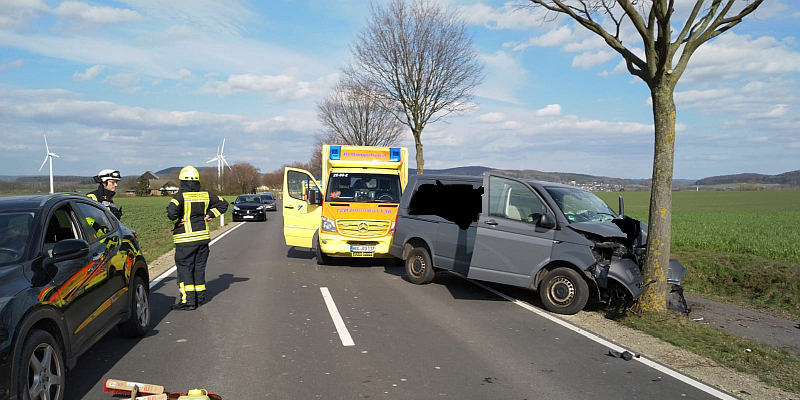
[243,215,254,219]
[350,245,375,252]
[351,252,374,257]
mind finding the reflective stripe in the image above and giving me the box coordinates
[173,191,213,244]
[195,285,206,291]
[174,231,211,243]
[210,208,221,217]
[171,198,180,206]
[179,282,187,304]
[185,285,196,291]
[87,193,97,201]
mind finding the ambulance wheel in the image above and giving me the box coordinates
[406,247,434,284]
[539,267,589,315]
[316,237,331,265]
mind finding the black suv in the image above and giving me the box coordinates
[0,194,151,400]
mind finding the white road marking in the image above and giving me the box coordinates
[150,222,247,289]
[456,273,737,400]
[320,287,355,347]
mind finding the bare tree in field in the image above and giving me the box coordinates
[347,0,484,174]
[230,162,261,194]
[316,79,405,147]
[525,0,764,313]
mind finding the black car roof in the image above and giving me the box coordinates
[0,193,79,211]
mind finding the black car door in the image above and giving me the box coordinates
[39,201,103,352]
[70,201,126,339]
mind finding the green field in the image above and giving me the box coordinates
[114,196,237,263]
[595,191,800,316]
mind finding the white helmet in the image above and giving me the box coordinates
[95,169,121,183]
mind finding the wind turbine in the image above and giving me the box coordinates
[205,137,232,190]
[38,133,60,194]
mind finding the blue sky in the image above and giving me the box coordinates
[1,0,798,180]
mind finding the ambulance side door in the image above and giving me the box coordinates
[283,167,322,248]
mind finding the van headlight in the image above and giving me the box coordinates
[321,216,337,233]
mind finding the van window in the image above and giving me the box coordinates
[488,176,548,223]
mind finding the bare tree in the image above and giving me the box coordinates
[525,0,764,313]
[317,79,405,147]
[230,162,261,194]
[347,0,484,174]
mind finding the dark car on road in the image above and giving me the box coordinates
[259,192,277,212]
[0,194,151,400]
[232,195,267,221]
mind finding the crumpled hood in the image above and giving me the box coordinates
[568,221,628,239]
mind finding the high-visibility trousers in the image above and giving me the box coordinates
[174,243,209,305]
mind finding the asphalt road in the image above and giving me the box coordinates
[67,209,720,400]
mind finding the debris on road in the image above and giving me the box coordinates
[608,350,634,361]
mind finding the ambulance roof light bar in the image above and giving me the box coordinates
[390,148,401,162]
[329,146,341,160]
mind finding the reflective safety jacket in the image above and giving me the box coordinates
[87,185,122,219]
[167,182,228,245]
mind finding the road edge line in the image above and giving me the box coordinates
[457,274,738,400]
[150,222,246,289]
[320,287,355,347]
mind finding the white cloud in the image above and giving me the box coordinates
[572,50,615,69]
[103,73,138,87]
[477,112,506,123]
[533,104,561,117]
[476,50,527,104]
[72,64,105,81]
[746,136,769,142]
[0,0,49,29]
[459,2,544,30]
[53,1,140,24]
[196,73,333,101]
[501,121,522,130]
[178,68,192,79]
[0,59,24,70]
[510,26,572,51]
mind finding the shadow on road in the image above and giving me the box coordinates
[65,288,173,400]
[204,272,250,303]
[286,246,315,260]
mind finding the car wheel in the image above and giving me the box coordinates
[118,273,151,337]
[405,247,435,284]
[17,329,65,400]
[316,236,331,265]
[539,267,589,315]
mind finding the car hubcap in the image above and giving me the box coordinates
[136,284,150,327]
[410,255,425,277]
[549,277,575,305]
[28,343,63,400]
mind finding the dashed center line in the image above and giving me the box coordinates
[320,287,355,347]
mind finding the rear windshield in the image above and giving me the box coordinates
[326,173,402,203]
[262,194,274,200]
[0,211,35,266]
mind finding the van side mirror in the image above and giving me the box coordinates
[308,189,322,205]
[537,214,556,229]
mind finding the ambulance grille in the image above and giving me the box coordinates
[337,220,390,237]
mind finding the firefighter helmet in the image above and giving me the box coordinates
[95,169,121,183]
[179,166,200,181]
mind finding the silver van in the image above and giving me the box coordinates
[389,174,686,315]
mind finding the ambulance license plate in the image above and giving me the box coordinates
[351,245,375,252]
[351,252,374,257]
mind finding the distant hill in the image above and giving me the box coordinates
[696,170,800,186]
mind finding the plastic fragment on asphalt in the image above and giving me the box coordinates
[608,350,634,361]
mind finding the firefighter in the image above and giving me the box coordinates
[87,169,123,219]
[167,166,228,311]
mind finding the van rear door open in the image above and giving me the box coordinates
[468,174,556,287]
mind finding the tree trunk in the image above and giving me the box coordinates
[414,129,424,175]
[636,86,676,313]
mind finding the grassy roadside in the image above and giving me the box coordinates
[617,311,800,393]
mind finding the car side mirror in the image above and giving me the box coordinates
[50,239,90,263]
[537,214,556,229]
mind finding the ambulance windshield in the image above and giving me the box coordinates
[326,173,402,203]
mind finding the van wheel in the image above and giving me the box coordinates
[118,273,151,337]
[316,237,331,265]
[17,329,65,400]
[406,247,435,284]
[539,267,589,315]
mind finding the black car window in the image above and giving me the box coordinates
[236,196,261,203]
[42,205,80,257]
[75,202,114,242]
[0,211,35,266]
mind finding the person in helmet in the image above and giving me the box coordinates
[166,166,228,311]
[87,169,123,219]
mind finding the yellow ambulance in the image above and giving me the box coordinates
[283,145,409,264]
